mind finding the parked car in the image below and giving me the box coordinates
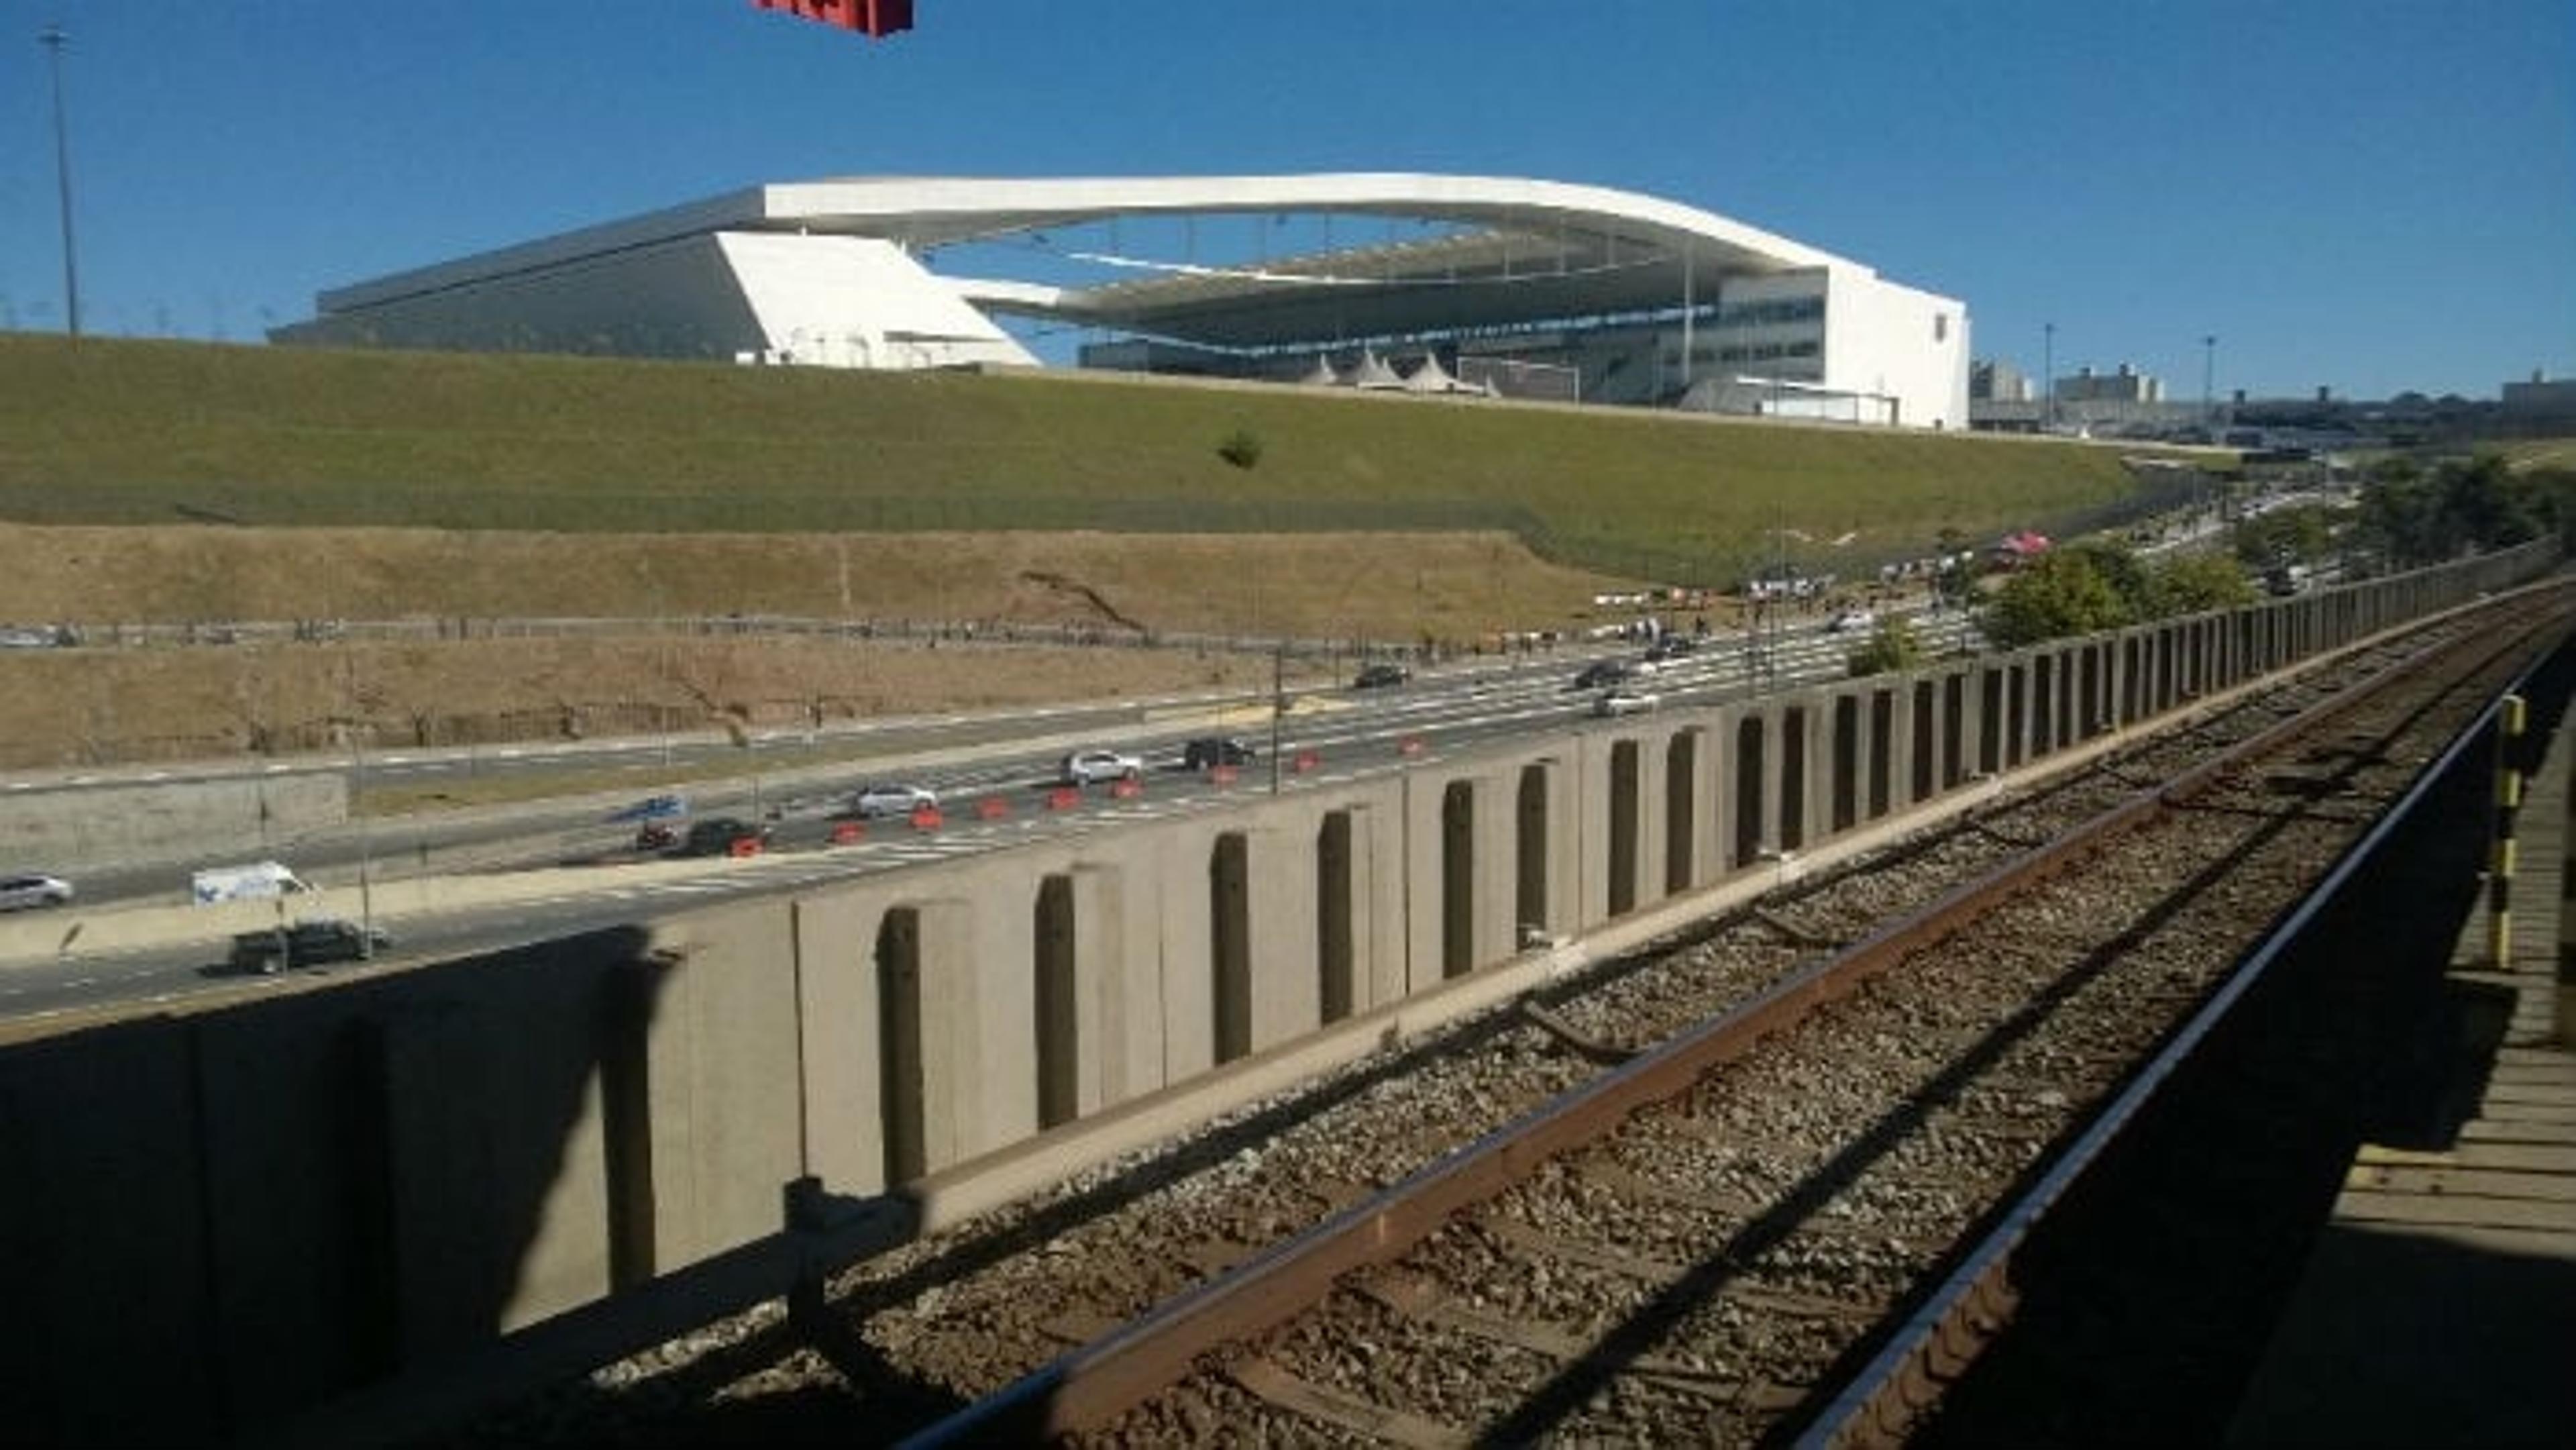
[1593,688,1660,718]
[1061,749,1144,785]
[852,783,940,819]
[680,817,770,856]
[633,822,678,851]
[228,919,389,975]
[0,872,72,912]
[1352,662,1412,689]
[1572,660,1634,690]
[1183,737,1257,770]
[1826,607,1878,633]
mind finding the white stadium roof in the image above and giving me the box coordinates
[320,173,1855,353]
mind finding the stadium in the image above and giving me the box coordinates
[274,173,1970,429]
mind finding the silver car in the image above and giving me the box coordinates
[1060,749,1144,785]
[852,783,939,819]
[0,872,73,911]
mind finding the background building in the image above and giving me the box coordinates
[2502,371,2576,423]
[274,174,1972,430]
[1970,358,2033,402]
[2056,363,2163,405]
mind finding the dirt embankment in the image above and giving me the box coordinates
[0,525,1661,770]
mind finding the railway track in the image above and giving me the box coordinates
[465,586,2570,1447]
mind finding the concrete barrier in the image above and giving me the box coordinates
[0,543,2557,1445]
[0,853,797,967]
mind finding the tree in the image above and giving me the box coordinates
[1982,550,2133,648]
[1845,617,1925,678]
[2232,505,2335,569]
[2355,453,2539,566]
[2149,552,2258,615]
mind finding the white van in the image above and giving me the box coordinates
[190,861,312,906]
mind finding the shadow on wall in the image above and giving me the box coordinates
[0,925,672,1443]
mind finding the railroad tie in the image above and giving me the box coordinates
[1224,1355,1469,1449]
[1481,1215,1687,1282]
[1515,996,1638,1064]
[1303,1176,1381,1211]
[1035,1309,1126,1347]
[1966,817,2045,851]
[1354,1270,1742,1401]
[1179,1238,1256,1276]
[1578,1158,1764,1217]
[1751,906,1844,950]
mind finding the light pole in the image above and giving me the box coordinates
[39,22,80,338]
[2041,321,2055,433]
[1269,644,1285,796]
[354,730,375,957]
[2200,334,2217,435]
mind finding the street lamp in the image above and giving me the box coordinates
[38,22,80,338]
[2041,321,2055,433]
[2200,334,2218,435]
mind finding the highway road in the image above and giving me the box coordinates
[0,605,1977,1029]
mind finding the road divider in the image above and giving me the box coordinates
[0,851,816,968]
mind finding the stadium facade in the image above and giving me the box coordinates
[274,174,1970,429]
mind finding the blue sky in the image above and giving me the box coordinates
[1,1,2566,401]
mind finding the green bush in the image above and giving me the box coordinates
[1845,617,1925,678]
[1217,427,1263,470]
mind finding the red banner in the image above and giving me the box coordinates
[753,0,914,39]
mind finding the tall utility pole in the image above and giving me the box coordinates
[2041,321,2055,432]
[2201,334,2218,433]
[39,22,80,338]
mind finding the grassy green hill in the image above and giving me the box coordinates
[0,333,2159,581]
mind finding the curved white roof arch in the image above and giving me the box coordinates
[322,173,1856,352]
[286,172,1968,429]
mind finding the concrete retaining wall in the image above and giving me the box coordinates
[0,543,2555,1445]
[0,769,347,875]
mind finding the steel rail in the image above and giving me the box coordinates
[902,591,2573,1445]
[1795,604,2573,1447]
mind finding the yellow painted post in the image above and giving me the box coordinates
[2487,694,2526,968]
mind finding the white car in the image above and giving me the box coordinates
[0,872,72,911]
[1061,749,1144,785]
[1593,689,1659,718]
[851,783,938,819]
[1827,608,1878,634]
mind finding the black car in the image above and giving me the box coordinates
[680,817,769,856]
[228,919,389,974]
[1352,662,1411,689]
[1183,737,1258,770]
[1572,660,1634,690]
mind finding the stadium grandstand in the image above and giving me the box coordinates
[272,173,1970,429]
